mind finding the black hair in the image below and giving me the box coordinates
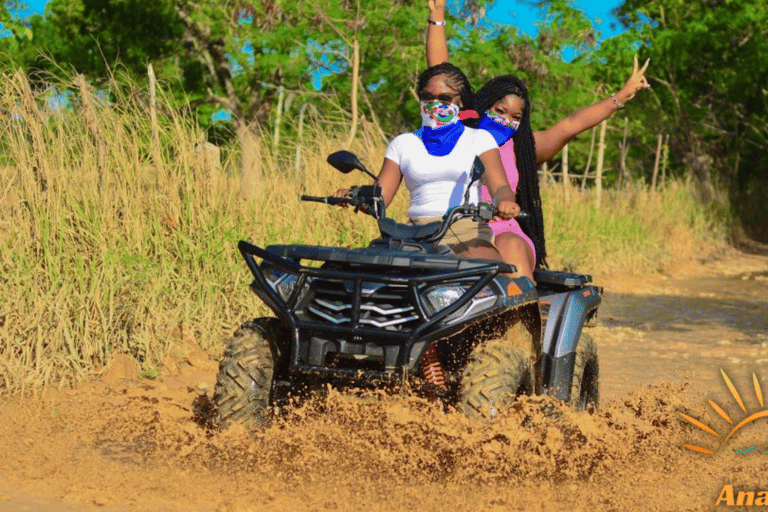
[473,75,547,269]
[417,63,475,112]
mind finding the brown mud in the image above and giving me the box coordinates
[2,249,767,512]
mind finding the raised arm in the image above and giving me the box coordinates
[533,56,651,164]
[427,0,449,66]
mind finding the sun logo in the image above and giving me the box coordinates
[680,370,768,455]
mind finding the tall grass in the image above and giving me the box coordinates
[0,72,724,393]
[543,179,723,275]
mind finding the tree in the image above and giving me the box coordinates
[615,0,768,237]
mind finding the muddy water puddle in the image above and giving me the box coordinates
[597,268,768,402]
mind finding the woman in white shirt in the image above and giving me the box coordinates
[336,63,528,275]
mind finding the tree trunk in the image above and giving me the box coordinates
[562,143,569,201]
[616,117,628,191]
[540,161,551,187]
[273,87,285,151]
[595,119,607,208]
[295,103,307,178]
[238,124,262,199]
[661,134,670,188]
[346,38,360,148]
[581,125,597,190]
[651,133,663,191]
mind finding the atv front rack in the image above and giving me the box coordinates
[238,240,537,381]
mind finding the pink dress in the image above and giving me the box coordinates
[480,140,536,261]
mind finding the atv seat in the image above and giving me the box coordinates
[377,218,442,241]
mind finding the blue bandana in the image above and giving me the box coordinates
[416,122,466,157]
[477,111,518,146]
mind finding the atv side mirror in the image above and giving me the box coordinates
[464,156,486,204]
[327,150,379,183]
[470,156,485,183]
[327,151,367,174]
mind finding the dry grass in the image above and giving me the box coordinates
[542,179,724,275]
[0,72,724,393]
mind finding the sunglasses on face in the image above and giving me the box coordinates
[419,92,459,103]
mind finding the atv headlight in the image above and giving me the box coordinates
[263,266,299,301]
[422,284,496,316]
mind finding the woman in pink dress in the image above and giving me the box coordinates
[426,0,651,281]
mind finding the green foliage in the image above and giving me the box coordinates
[5,0,183,78]
[615,0,768,237]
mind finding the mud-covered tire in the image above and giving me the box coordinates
[570,333,599,410]
[458,322,534,419]
[213,318,285,429]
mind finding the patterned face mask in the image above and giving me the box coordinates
[478,110,520,146]
[420,100,461,129]
[486,110,521,130]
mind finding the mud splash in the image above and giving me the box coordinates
[0,375,753,512]
[2,249,767,512]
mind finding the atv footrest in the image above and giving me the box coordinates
[534,270,592,288]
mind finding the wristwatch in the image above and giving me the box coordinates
[428,19,446,26]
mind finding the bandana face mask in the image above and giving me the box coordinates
[420,100,461,129]
[478,110,520,146]
[486,111,520,130]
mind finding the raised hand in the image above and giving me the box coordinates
[620,54,651,103]
[428,0,446,17]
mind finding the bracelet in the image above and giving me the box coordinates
[428,19,446,26]
[611,93,625,109]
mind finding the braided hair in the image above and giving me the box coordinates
[417,63,475,112]
[473,75,547,269]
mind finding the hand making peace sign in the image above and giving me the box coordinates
[620,54,651,103]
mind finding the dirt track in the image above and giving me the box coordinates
[1,249,767,512]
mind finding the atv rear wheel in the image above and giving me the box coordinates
[458,321,535,419]
[213,318,286,429]
[570,333,599,410]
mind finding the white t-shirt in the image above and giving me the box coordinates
[384,127,498,219]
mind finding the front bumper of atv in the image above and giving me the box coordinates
[238,240,538,382]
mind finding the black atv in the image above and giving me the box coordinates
[213,151,601,426]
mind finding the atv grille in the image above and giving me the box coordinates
[306,280,420,331]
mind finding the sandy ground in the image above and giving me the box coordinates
[1,248,767,512]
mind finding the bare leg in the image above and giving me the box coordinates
[449,239,503,261]
[494,232,535,282]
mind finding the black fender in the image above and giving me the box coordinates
[539,286,601,400]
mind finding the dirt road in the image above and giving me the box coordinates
[1,249,767,512]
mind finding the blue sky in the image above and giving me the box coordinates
[17,0,46,16]
[488,0,623,39]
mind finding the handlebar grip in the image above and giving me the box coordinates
[516,211,530,220]
[301,195,349,205]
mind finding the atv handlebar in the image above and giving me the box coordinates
[426,204,530,243]
[301,195,351,206]
[302,185,386,219]
[303,187,529,245]
[425,203,497,243]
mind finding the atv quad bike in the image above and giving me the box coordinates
[213,151,601,427]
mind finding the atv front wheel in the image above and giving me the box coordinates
[213,318,286,429]
[570,333,599,410]
[458,321,534,419]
